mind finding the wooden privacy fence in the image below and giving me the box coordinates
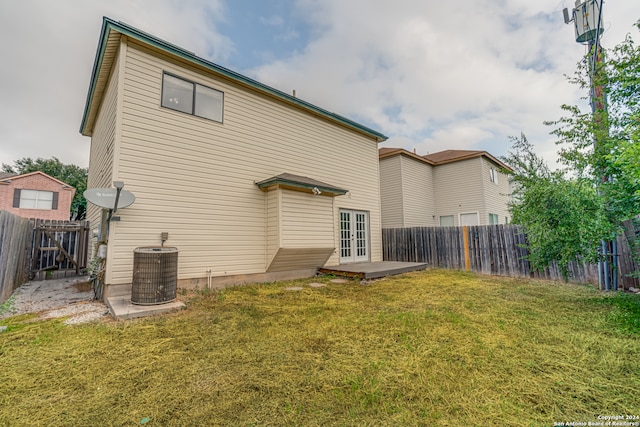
[0,211,90,305]
[0,211,33,304]
[30,219,90,281]
[383,224,639,289]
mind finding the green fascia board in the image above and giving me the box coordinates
[80,17,388,142]
[256,177,348,196]
[80,17,112,135]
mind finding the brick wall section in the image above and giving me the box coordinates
[0,172,75,220]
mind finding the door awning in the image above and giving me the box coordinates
[255,173,348,197]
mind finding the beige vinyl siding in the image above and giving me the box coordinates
[86,53,119,247]
[265,189,279,268]
[400,156,436,227]
[480,158,511,224]
[265,188,335,272]
[433,157,485,226]
[379,156,404,228]
[104,40,381,284]
[281,190,334,249]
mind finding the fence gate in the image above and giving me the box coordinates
[31,220,90,280]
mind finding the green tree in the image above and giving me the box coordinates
[2,157,88,220]
[505,21,640,278]
[545,21,640,223]
[502,134,613,279]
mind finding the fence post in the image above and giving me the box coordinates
[463,226,471,272]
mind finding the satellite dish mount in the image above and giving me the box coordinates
[84,181,136,222]
[109,181,125,221]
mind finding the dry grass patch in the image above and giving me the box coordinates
[1,270,639,426]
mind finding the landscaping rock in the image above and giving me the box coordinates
[285,286,304,291]
[330,278,349,284]
[309,282,327,288]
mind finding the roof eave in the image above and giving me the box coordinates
[426,151,513,172]
[80,17,388,142]
[379,148,435,165]
[80,18,112,136]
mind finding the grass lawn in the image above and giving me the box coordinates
[1,269,639,426]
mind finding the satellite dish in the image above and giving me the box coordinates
[84,188,136,209]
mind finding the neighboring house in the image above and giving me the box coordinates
[80,18,387,298]
[379,148,512,228]
[0,171,75,220]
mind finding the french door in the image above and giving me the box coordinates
[340,209,369,263]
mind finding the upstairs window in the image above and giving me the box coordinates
[14,189,58,210]
[489,167,499,184]
[161,73,223,122]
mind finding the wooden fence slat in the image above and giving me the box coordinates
[0,211,32,304]
[381,222,639,288]
[0,212,91,304]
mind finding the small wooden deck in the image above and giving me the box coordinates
[318,261,428,280]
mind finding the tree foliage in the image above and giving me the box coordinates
[545,21,640,222]
[2,157,88,220]
[502,134,613,278]
[505,21,640,278]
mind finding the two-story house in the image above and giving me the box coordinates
[80,18,388,298]
[379,148,512,228]
[0,171,75,220]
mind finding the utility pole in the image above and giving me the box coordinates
[563,0,617,290]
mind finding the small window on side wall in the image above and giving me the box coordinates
[489,167,499,184]
[489,213,499,225]
[161,72,223,122]
[440,215,454,226]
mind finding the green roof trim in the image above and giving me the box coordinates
[256,173,348,196]
[80,17,388,141]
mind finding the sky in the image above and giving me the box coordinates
[0,0,638,170]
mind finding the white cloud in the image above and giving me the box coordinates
[250,0,639,166]
[0,0,637,172]
[0,0,229,168]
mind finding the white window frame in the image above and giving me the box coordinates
[439,215,455,227]
[459,212,480,226]
[20,189,54,210]
[489,167,499,185]
[489,213,499,225]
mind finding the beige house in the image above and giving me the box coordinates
[379,148,512,228]
[80,18,387,298]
